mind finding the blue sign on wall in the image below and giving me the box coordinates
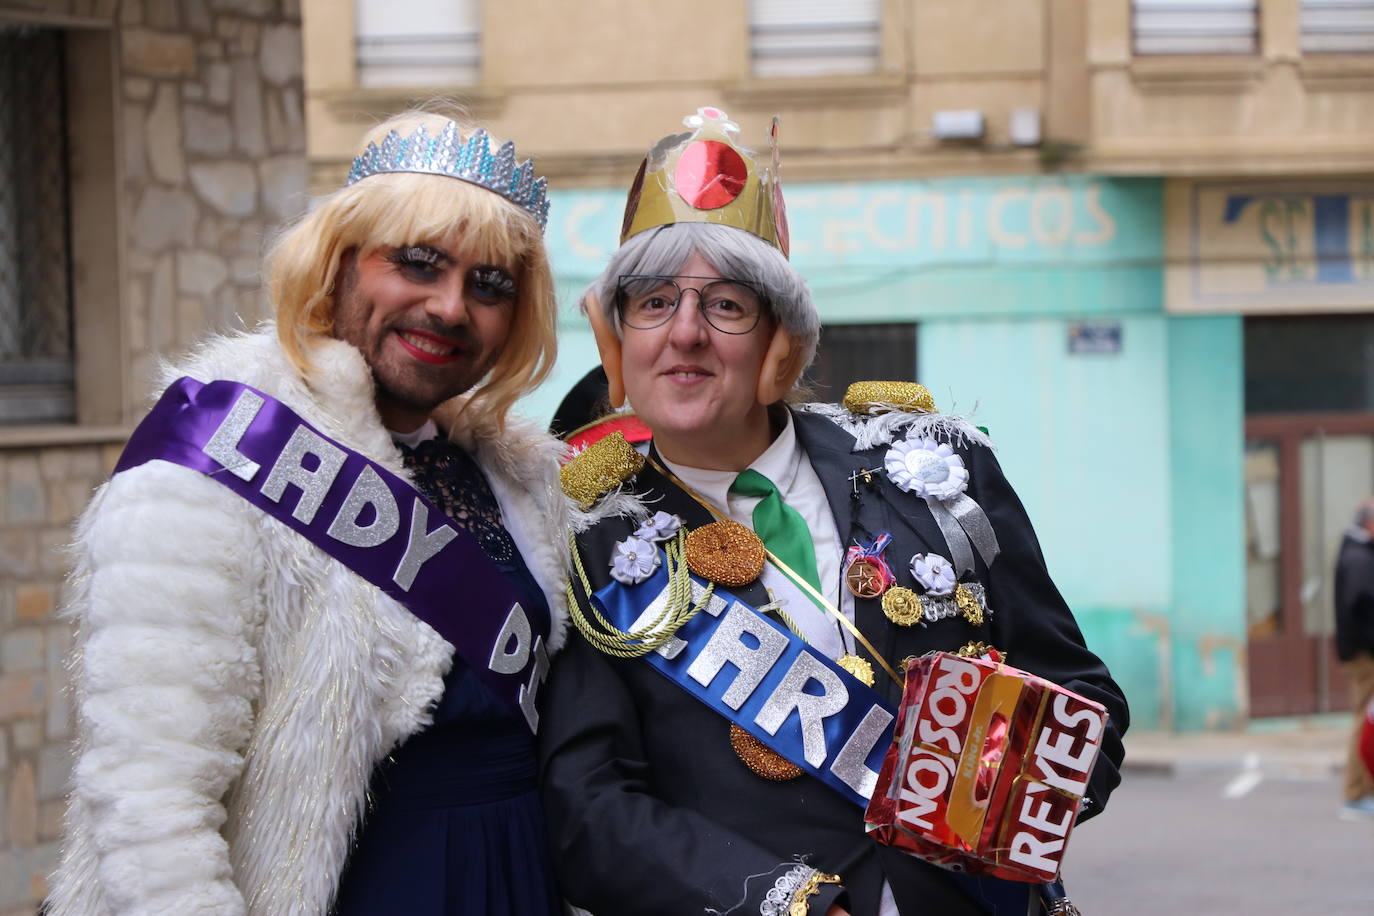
[1170,180,1374,313]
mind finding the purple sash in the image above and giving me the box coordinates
[114,377,552,732]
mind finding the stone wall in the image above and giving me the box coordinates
[120,0,307,407]
[0,1,306,912]
[0,444,119,916]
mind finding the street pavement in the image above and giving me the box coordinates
[1060,719,1373,915]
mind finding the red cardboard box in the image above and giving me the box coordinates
[864,651,1108,882]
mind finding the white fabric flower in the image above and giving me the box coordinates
[610,535,660,585]
[910,553,957,596]
[883,437,969,501]
[632,511,682,543]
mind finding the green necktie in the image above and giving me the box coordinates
[730,468,822,594]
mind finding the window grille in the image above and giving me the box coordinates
[355,0,480,87]
[0,25,73,425]
[1302,1,1374,53]
[808,322,916,404]
[1133,0,1259,55]
[751,0,881,78]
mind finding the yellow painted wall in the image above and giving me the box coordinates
[305,0,1374,188]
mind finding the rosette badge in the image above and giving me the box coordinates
[910,553,957,596]
[881,435,1000,578]
[883,438,968,499]
[610,535,660,585]
[633,511,682,543]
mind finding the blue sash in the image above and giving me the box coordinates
[594,551,1046,914]
[594,564,896,808]
[114,377,552,732]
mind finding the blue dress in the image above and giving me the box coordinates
[332,440,562,915]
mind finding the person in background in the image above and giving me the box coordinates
[47,110,569,916]
[1335,498,1374,820]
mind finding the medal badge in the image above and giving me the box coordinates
[836,653,876,687]
[843,532,895,599]
[954,582,985,627]
[881,586,924,627]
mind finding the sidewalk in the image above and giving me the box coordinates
[1122,715,1348,780]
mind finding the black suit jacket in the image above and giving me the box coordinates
[1336,531,1374,661]
[539,408,1129,916]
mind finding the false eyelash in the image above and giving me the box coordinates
[388,245,446,268]
[472,266,518,298]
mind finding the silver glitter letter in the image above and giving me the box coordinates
[202,389,264,481]
[326,465,401,547]
[489,603,532,675]
[259,426,346,524]
[517,636,549,733]
[755,653,849,767]
[392,498,459,591]
[685,603,788,710]
[829,703,895,800]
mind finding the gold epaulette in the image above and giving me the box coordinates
[560,431,644,507]
[841,381,937,416]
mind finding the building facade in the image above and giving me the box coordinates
[1,0,1368,908]
[0,0,306,910]
[303,0,1374,737]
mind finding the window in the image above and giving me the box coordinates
[1132,0,1259,55]
[355,0,480,88]
[0,25,73,425]
[807,322,916,403]
[1302,1,1374,53]
[1245,314,1374,415]
[750,0,881,78]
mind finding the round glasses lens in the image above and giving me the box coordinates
[699,281,762,334]
[619,277,680,329]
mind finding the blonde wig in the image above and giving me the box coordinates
[266,110,557,429]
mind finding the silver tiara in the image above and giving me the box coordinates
[346,121,551,231]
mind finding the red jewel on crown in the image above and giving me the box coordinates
[674,141,748,210]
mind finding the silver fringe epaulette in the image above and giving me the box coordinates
[798,380,992,454]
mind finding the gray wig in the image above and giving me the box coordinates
[587,222,821,372]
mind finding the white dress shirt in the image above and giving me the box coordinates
[663,412,856,662]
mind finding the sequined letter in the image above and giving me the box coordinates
[259,426,346,524]
[829,703,894,800]
[517,636,549,733]
[685,603,788,710]
[631,579,727,660]
[202,389,264,481]
[755,654,849,767]
[326,465,401,547]
[490,603,532,675]
[392,498,459,591]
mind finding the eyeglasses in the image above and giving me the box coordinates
[615,275,766,335]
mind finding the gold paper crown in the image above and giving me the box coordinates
[620,107,789,257]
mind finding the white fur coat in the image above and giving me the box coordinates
[47,326,570,916]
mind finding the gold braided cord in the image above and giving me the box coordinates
[770,602,803,640]
[646,456,903,688]
[567,528,716,658]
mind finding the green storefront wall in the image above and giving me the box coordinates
[533,175,1245,732]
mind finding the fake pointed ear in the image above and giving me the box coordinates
[757,325,807,406]
[584,291,626,409]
